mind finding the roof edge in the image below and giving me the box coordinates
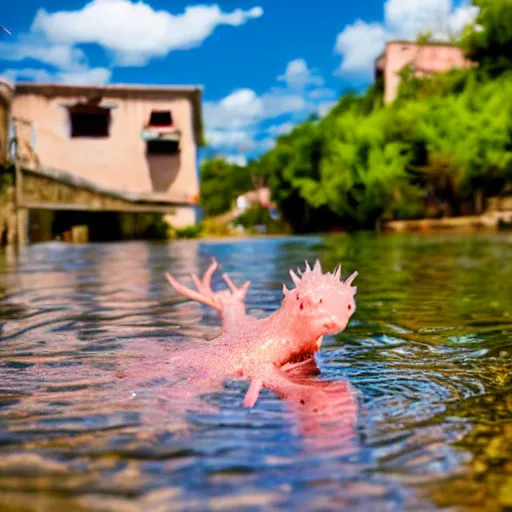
[14,81,204,93]
[386,39,461,48]
[14,81,205,147]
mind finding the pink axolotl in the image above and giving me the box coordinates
[165,258,358,408]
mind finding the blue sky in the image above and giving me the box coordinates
[1,0,478,164]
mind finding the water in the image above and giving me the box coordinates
[0,233,511,511]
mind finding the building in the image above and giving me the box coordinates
[10,82,203,235]
[375,41,473,104]
[236,186,272,212]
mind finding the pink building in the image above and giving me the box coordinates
[236,187,273,211]
[375,41,473,104]
[11,82,203,227]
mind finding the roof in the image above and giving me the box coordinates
[375,39,464,65]
[386,40,462,48]
[13,81,205,146]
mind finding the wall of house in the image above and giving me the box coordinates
[383,42,471,104]
[11,92,199,206]
[0,78,14,166]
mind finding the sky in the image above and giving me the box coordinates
[0,0,478,165]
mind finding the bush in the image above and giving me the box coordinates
[200,217,236,237]
[233,204,291,234]
[172,224,202,239]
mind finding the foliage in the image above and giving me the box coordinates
[200,158,253,216]
[171,224,202,239]
[200,217,236,237]
[199,0,512,233]
[0,167,14,190]
[137,213,170,240]
[233,204,291,234]
[461,0,512,76]
[407,73,512,198]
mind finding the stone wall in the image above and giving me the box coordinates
[20,170,153,212]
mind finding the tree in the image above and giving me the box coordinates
[405,73,512,212]
[462,0,512,76]
[199,158,252,217]
[199,22,512,232]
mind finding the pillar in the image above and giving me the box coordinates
[17,207,29,245]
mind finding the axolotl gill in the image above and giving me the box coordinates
[165,259,358,408]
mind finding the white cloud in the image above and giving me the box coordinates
[335,21,388,75]
[206,129,255,148]
[308,87,336,100]
[277,58,324,89]
[317,101,337,118]
[385,0,452,36]
[58,68,112,85]
[0,40,87,70]
[224,154,248,167]
[267,122,295,137]
[2,68,53,83]
[257,137,276,151]
[262,91,307,119]
[203,58,334,158]
[31,0,263,66]
[204,87,306,131]
[3,66,112,85]
[0,1,263,86]
[334,0,479,76]
[448,4,480,34]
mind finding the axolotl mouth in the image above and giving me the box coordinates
[281,336,324,365]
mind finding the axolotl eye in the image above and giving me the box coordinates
[348,304,352,311]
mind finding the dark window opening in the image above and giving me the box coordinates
[149,110,173,127]
[146,139,180,155]
[68,105,111,138]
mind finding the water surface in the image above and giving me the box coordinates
[0,233,511,511]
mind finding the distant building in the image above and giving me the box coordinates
[236,186,273,212]
[11,82,203,227]
[375,41,473,104]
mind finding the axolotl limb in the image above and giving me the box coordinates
[166,259,358,408]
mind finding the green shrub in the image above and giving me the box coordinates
[173,224,202,239]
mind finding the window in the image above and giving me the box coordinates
[149,110,173,127]
[68,105,111,138]
[146,139,180,155]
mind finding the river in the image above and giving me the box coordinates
[0,233,511,511]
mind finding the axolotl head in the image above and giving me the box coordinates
[282,259,358,347]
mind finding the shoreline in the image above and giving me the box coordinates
[383,210,512,234]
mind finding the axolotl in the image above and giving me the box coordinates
[165,259,358,408]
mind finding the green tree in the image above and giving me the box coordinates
[200,20,512,233]
[199,158,253,216]
[462,0,512,76]
[406,74,512,211]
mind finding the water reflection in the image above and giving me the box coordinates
[117,339,360,457]
[0,233,511,511]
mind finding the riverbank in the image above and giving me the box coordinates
[384,210,512,233]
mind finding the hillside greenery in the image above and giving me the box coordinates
[199,0,512,233]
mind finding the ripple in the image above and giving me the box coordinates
[0,235,511,511]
